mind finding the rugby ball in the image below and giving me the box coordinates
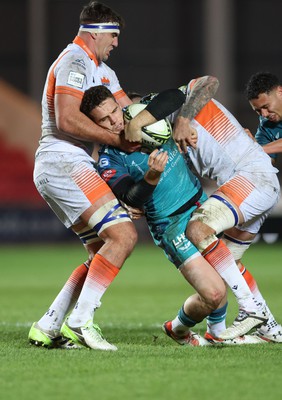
[123,103,172,150]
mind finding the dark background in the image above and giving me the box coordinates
[2,0,282,131]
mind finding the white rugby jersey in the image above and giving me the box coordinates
[171,80,278,187]
[39,36,126,154]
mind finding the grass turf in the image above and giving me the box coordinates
[0,242,282,400]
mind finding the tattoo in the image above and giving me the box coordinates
[179,76,219,120]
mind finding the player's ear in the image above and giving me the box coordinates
[277,86,282,97]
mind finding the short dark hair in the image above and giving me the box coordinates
[80,85,115,116]
[80,1,125,28]
[245,72,280,100]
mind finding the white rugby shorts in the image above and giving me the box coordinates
[217,171,280,234]
[34,151,117,228]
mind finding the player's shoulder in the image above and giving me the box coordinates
[55,44,91,73]
[98,61,116,75]
[98,145,127,164]
[259,117,282,137]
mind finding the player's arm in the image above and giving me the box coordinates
[259,139,282,164]
[55,93,137,151]
[244,128,256,141]
[125,88,185,142]
[261,139,282,154]
[173,76,219,153]
[110,149,168,209]
[255,125,278,163]
[116,93,133,108]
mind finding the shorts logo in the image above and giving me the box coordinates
[173,233,186,247]
[67,71,85,88]
[172,233,192,251]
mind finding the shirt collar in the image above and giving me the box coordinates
[73,36,99,66]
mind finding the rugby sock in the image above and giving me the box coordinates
[206,303,228,337]
[240,263,277,329]
[203,239,259,310]
[171,306,198,333]
[38,263,88,330]
[68,254,119,328]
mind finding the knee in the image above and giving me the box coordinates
[116,223,138,256]
[186,219,206,245]
[125,224,138,254]
[204,284,226,311]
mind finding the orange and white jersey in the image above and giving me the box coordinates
[173,80,278,187]
[172,80,280,233]
[39,36,126,154]
[188,98,278,187]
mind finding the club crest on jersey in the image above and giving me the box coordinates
[67,71,85,88]
[101,77,110,86]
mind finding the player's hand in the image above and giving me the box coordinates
[145,149,168,185]
[116,133,142,153]
[121,202,144,220]
[124,119,142,142]
[148,149,168,172]
[173,116,198,153]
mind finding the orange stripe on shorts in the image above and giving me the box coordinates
[71,164,112,204]
[218,175,255,207]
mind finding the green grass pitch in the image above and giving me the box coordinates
[0,242,282,400]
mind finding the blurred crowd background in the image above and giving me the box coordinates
[1,0,282,243]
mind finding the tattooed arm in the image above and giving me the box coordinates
[173,76,219,153]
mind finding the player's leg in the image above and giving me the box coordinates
[31,152,137,350]
[223,227,282,343]
[150,211,226,346]
[162,254,226,347]
[186,192,262,310]
[28,236,104,348]
[28,262,89,348]
[186,187,269,338]
[61,190,137,350]
[215,175,279,339]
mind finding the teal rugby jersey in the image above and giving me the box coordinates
[255,117,282,160]
[98,138,202,221]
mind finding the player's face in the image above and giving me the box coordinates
[95,32,119,63]
[250,86,282,122]
[89,97,124,134]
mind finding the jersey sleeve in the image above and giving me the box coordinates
[54,51,90,100]
[255,119,277,160]
[101,63,127,102]
[98,148,130,189]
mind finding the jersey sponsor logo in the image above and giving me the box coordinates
[100,169,117,182]
[67,71,85,88]
[72,58,86,70]
[99,156,110,168]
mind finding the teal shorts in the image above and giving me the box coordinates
[147,191,207,269]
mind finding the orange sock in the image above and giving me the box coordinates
[88,253,120,291]
[239,264,259,293]
[204,239,254,309]
[203,239,236,275]
[38,263,88,330]
[68,254,120,327]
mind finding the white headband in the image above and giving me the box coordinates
[79,22,120,34]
